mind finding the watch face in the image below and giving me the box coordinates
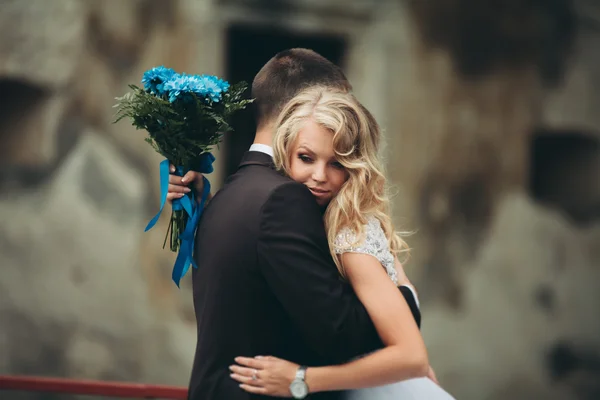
[290,379,308,399]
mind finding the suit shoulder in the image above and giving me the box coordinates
[216,166,308,209]
[247,165,293,187]
[234,165,307,196]
[255,173,318,212]
[265,179,316,203]
[259,179,322,225]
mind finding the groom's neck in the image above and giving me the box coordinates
[253,122,275,147]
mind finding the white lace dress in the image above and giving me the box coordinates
[334,216,456,400]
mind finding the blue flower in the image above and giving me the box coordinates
[162,73,199,103]
[163,73,231,103]
[196,75,230,103]
[142,66,176,95]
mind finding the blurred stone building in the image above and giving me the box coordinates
[0,0,599,399]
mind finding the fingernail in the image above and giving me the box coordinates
[178,193,184,197]
[184,187,191,193]
[170,166,175,173]
[181,177,187,183]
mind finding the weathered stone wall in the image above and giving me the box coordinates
[0,0,218,394]
[380,1,600,399]
[1,1,599,399]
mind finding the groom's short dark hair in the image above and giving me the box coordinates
[252,48,352,128]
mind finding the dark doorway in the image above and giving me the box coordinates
[224,24,347,178]
[529,128,600,225]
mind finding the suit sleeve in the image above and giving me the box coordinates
[399,286,421,328]
[257,182,383,363]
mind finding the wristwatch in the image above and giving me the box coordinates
[289,365,309,399]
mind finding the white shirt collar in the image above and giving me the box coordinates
[249,143,274,158]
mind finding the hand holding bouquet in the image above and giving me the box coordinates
[114,66,252,286]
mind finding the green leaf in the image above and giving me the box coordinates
[113,78,253,169]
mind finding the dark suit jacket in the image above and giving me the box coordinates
[188,151,420,400]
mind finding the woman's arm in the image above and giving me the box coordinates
[394,256,415,289]
[305,252,429,392]
[230,252,429,396]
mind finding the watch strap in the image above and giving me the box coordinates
[295,365,307,381]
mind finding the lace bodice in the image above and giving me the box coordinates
[333,215,398,285]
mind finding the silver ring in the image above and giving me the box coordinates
[251,369,258,381]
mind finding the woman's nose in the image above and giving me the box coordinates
[312,165,327,182]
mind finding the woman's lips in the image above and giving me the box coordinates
[309,187,330,197]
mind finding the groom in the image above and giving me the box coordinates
[169,49,422,400]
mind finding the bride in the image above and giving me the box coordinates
[228,87,456,399]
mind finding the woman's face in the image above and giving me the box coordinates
[288,119,349,207]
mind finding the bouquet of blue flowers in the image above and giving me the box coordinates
[114,66,252,285]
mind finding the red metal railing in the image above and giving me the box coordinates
[0,375,187,399]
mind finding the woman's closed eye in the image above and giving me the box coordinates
[298,154,313,163]
[331,161,345,170]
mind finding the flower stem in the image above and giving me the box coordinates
[169,210,187,252]
[163,213,173,249]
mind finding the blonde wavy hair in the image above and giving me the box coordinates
[272,86,410,279]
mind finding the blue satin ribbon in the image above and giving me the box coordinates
[145,152,215,287]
